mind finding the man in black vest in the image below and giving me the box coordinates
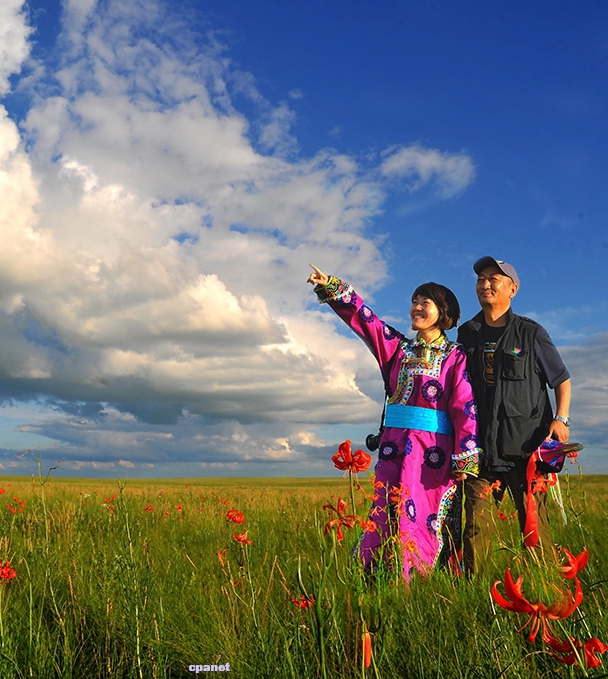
[457,256,571,575]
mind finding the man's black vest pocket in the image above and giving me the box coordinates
[501,352,527,380]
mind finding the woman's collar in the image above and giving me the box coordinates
[410,331,447,348]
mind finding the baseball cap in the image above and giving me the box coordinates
[473,256,520,287]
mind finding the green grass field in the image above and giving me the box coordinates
[0,460,606,678]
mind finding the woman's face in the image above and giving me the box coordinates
[410,295,441,334]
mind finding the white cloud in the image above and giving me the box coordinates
[521,304,607,345]
[380,143,476,198]
[0,0,31,96]
[9,407,345,475]
[258,101,298,155]
[0,0,476,473]
[512,332,608,473]
[560,334,608,442]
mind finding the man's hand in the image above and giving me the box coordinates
[307,264,329,287]
[548,419,570,443]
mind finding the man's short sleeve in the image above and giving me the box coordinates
[534,326,570,389]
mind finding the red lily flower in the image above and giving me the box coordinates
[0,561,16,581]
[479,479,502,499]
[291,594,315,609]
[532,476,550,494]
[491,568,583,643]
[226,509,246,524]
[363,631,372,668]
[217,547,228,566]
[323,498,359,541]
[491,570,536,615]
[232,531,253,545]
[559,547,589,580]
[546,635,608,669]
[360,518,377,533]
[332,440,371,473]
[388,482,409,502]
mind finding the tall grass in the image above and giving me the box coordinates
[0,462,606,678]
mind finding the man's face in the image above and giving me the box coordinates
[476,266,518,309]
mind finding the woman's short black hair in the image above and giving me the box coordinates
[411,282,461,330]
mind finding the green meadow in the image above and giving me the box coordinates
[0,462,606,678]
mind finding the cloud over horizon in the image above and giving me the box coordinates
[0,0,475,475]
[14,0,607,478]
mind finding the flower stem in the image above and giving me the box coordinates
[349,470,357,517]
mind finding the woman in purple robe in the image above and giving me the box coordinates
[308,265,481,580]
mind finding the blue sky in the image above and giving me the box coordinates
[0,0,606,477]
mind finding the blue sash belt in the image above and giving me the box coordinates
[384,404,454,436]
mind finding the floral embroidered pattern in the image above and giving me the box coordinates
[424,446,446,469]
[358,305,375,323]
[404,437,412,456]
[460,434,480,454]
[421,379,444,403]
[452,452,480,476]
[389,338,458,405]
[383,323,399,340]
[431,484,459,567]
[405,499,416,521]
[379,441,399,460]
[453,434,482,476]
[315,276,355,304]
[464,399,478,420]
[343,291,358,305]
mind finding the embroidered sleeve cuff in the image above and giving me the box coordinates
[315,276,354,304]
[452,449,482,477]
